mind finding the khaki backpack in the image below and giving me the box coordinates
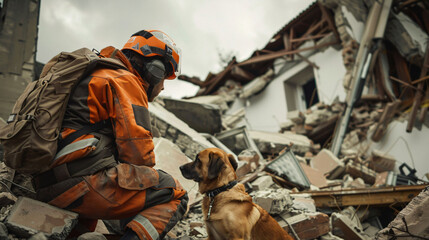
[0,48,126,175]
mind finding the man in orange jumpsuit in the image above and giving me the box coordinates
[33,30,188,240]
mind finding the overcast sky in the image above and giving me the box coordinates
[37,0,314,99]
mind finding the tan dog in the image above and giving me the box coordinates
[180,148,293,240]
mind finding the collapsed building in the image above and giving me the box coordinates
[0,0,428,239]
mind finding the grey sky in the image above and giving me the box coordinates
[37,0,314,99]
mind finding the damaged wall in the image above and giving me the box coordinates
[0,0,40,121]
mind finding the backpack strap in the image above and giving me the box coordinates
[57,119,110,151]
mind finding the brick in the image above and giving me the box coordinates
[251,175,274,191]
[311,149,344,175]
[279,212,330,240]
[5,197,78,239]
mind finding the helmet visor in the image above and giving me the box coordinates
[151,30,181,78]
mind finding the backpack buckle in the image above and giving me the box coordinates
[7,114,16,123]
[25,115,35,121]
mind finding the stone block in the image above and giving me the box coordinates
[5,197,78,239]
[251,175,274,191]
[252,188,293,214]
[311,149,344,175]
[279,212,330,240]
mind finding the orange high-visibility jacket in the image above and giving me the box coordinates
[55,46,155,168]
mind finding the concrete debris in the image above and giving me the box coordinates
[249,130,313,156]
[237,149,260,171]
[250,175,274,191]
[252,188,293,214]
[149,101,215,159]
[376,186,429,239]
[163,98,223,135]
[1,0,428,239]
[5,197,78,239]
[291,194,316,213]
[77,232,107,240]
[331,212,370,240]
[311,149,344,176]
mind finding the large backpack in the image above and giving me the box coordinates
[0,48,126,175]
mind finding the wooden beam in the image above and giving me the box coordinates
[292,184,428,208]
[201,59,236,95]
[296,53,319,69]
[230,65,255,81]
[407,41,429,132]
[319,3,341,43]
[237,41,337,67]
[177,75,205,87]
[290,33,330,43]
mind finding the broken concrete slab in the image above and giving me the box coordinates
[153,137,199,206]
[279,212,331,240]
[376,186,429,239]
[252,188,293,215]
[291,193,316,213]
[163,98,222,135]
[186,95,229,111]
[149,102,215,159]
[249,130,313,156]
[5,197,78,239]
[311,149,344,175]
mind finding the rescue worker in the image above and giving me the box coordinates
[33,30,188,240]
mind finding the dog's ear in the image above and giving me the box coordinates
[208,152,225,180]
[228,154,238,171]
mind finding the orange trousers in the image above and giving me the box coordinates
[44,167,188,240]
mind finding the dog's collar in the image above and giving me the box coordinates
[206,180,238,198]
